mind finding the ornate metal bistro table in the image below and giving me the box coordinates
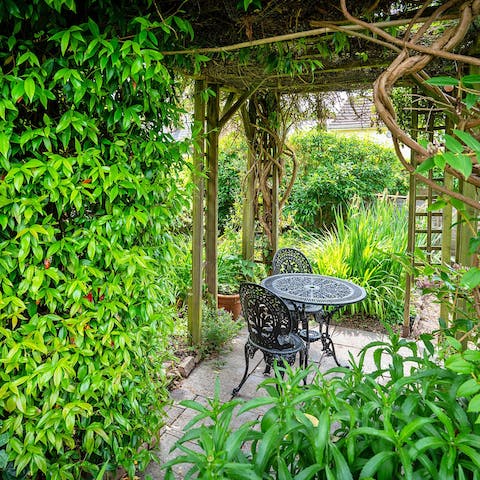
[261,273,366,367]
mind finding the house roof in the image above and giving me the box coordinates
[327,96,379,130]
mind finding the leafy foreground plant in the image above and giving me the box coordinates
[164,335,480,479]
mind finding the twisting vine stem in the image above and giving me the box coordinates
[338,0,480,210]
[241,92,297,260]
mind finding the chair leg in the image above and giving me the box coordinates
[231,341,256,397]
[263,352,273,375]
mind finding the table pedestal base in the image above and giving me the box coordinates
[297,305,344,367]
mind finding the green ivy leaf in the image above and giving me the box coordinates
[454,129,480,153]
[461,74,480,86]
[468,394,480,413]
[444,133,464,154]
[415,156,435,174]
[87,238,96,259]
[433,153,446,169]
[0,132,10,158]
[469,236,480,255]
[443,152,472,179]
[458,379,480,398]
[425,76,459,86]
[445,354,474,374]
[24,77,35,102]
[0,449,8,469]
[61,30,71,56]
[464,92,479,110]
[461,267,480,289]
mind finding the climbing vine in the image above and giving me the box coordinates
[241,92,297,261]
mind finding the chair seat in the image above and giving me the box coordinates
[249,332,305,355]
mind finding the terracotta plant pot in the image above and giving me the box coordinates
[217,293,242,320]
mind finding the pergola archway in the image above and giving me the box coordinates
[162,0,480,342]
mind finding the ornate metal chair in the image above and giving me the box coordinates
[272,247,314,275]
[231,282,307,397]
[271,248,323,344]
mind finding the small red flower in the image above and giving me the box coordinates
[44,258,51,269]
[85,292,93,302]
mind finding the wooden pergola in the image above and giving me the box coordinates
[161,0,480,342]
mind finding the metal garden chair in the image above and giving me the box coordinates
[271,248,323,344]
[231,282,307,397]
[272,247,314,275]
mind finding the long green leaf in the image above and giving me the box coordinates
[360,451,395,479]
[24,77,35,102]
[0,132,10,158]
[331,445,353,480]
[254,424,280,474]
[294,464,323,480]
[454,129,480,152]
[410,436,446,457]
[223,463,262,480]
[351,426,396,444]
[399,417,434,442]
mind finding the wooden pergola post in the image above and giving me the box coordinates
[242,140,256,262]
[205,84,220,304]
[241,102,256,262]
[189,79,206,345]
[403,97,417,337]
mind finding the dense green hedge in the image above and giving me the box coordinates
[0,1,194,478]
[286,131,408,230]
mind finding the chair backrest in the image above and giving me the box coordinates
[272,247,313,275]
[239,283,296,350]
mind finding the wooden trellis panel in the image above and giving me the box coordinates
[403,100,454,336]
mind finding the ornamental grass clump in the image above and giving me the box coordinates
[299,196,408,325]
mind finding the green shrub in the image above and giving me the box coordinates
[286,131,408,230]
[218,134,246,233]
[0,2,195,478]
[199,303,243,359]
[164,334,480,479]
